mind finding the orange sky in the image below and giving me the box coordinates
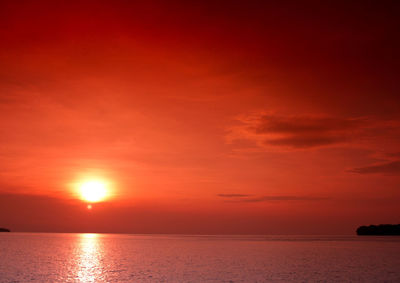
[0,1,399,234]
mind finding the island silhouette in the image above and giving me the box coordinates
[356,224,400,235]
[0,227,10,232]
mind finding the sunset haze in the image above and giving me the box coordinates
[0,0,399,234]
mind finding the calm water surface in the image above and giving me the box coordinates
[0,233,399,282]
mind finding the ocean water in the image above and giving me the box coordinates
[0,233,399,282]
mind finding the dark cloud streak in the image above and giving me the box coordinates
[230,114,368,150]
[218,194,329,203]
[350,160,400,175]
[255,116,364,135]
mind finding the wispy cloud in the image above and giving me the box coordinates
[227,113,368,150]
[350,160,400,175]
[218,194,329,203]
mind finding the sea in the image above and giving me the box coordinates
[0,233,399,282]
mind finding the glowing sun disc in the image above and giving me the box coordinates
[79,180,108,202]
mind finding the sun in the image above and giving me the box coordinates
[79,180,108,203]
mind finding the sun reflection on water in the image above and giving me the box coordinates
[75,233,104,282]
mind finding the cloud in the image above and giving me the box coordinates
[350,160,400,175]
[227,114,368,150]
[254,115,362,135]
[264,135,343,148]
[387,152,400,158]
[218,194,328,202]
[242,196,329,202]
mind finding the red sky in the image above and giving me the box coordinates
[0,0,399,234]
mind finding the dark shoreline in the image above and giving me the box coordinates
[357,224,400,236]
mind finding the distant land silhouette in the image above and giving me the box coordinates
[356,224,400,235]
[0,227,10,232]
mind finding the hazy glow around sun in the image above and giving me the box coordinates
[79,180,108,203]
